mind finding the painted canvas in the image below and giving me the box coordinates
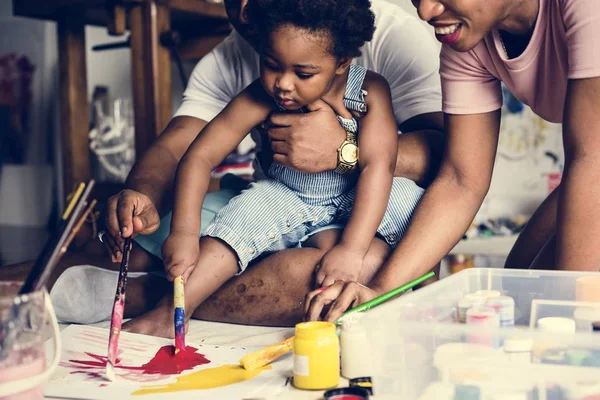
[45,325,292,399]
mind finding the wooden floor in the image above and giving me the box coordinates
[0,225,48,267]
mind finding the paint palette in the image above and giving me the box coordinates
[45,325,291,399]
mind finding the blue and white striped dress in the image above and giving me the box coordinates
[203,65,424,270]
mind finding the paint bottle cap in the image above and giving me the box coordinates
[503,338,533,353]
[324,387,370,400]
[474,290,501,299]
[349,377,373,395]
[537,317,576,334]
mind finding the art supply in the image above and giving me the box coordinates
[433,343,506,383]
[239,337,293,371]
[576,276,600,303]
[293,321,339,390]
[537,317,576,334]
[173,276,186,355]
[457,294,486,324]
[593,321,600,332]
[240,271,435,371]
[465,305,499,347]
[474,290,501,299]
[540,349,568,365]
[1,180,94,361]
[485,295,515,328]
[324,387,370,400]
[341,318,373,379]
[336,271,435,325]
[19,180,95,294]
[0,283,61,400]
[349,377,373,395]
[573,307,600,332]
[106,237,133,381]
[502,338,533,364]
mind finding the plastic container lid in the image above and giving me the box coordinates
[433,343,507,370]
[474,290,501,299]
[573,307,600,322]
[537,317,576,334]
[503,338,533,352]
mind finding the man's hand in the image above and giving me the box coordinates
[162,232,200,282]
[264,100,346,173]
[315,244,364,288]
[104,189,160,262]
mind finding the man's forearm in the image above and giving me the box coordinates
[126,145,180,216]
[556,157,600,271]
[126,116,209,215]
[370,172,486,293]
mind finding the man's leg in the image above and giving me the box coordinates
[193,229,391,326]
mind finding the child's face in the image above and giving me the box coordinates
[260,25,347,110]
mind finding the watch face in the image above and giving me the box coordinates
[341,143,358,163]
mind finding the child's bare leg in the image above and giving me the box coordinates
[123,237,238,338]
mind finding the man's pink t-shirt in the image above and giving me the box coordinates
[440,0,600,123]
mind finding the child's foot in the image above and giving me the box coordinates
[122,302,187,338]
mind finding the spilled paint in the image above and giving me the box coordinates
[68,345,210,379]
[132,364,272,395]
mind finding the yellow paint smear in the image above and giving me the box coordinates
[132,364,272,395]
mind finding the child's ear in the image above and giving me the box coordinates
[335,57,352,75]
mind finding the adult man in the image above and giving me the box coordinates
[51,0,444,330]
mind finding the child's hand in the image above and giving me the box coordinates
[161,232,200,283]
[315,244,364,288]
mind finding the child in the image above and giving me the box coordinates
[159,0,423,333]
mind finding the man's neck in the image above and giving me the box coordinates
[498,0,539,36]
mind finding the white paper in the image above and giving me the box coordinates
[45,325,292,399]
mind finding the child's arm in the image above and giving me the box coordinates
[163,80,272,281]
[316,72,398,287]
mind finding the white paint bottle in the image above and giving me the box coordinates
[340,319,373,379]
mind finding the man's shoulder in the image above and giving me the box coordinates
[210,31,257,64]
[357,0,437,65]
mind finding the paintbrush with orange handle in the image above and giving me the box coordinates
[239,271,435,370]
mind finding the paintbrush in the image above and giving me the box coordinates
[173,276,186,355]
[19,181,94,294]
[106,236,133,381]
[0,180,95,361]
[239,270,435,371]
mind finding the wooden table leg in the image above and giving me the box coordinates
[130,0,172,160]
[58,12,91,197]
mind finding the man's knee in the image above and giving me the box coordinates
[302,229,342,251]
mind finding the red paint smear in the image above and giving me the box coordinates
[68,345,210,379]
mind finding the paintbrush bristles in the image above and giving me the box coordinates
[106,361,116,382]
[239,337,294,371]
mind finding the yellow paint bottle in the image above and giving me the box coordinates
[293,321,339,390]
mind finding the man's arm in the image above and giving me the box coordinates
[265,108,444,186]
[127,116,208,214]
[103,116,207,261]
[556,77,600,271]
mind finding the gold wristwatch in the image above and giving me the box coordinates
[334,130,359,174]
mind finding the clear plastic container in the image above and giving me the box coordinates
[356,269,600,399]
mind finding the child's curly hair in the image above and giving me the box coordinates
[245,0,375,59]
